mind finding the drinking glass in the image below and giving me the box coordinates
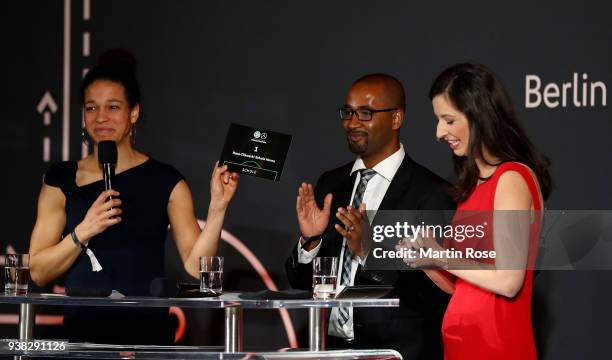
[200,256,223,295]
[312,257,338,299]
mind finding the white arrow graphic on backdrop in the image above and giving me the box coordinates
[37,91,58,162]
[37,91,58,123]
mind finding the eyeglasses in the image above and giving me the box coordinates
[338,107,398,121]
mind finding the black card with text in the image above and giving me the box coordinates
[219,123,292,181]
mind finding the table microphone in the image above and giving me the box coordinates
[98,140,117,205]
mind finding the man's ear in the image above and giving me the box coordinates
[392,109,404,130]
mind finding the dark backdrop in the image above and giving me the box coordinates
[1,0,611,358]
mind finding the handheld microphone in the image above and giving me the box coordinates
[98,140,117,204]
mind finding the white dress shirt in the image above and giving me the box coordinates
[297,144,405,339]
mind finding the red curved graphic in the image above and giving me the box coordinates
[198,220,298,348]
[169,306,186,342]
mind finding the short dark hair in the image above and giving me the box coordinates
[429,63,552,202]
[81,48,141,110]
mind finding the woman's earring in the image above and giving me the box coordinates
[81,128,89,145]
[130,125,136,145]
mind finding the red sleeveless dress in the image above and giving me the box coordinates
[442,162,541,360]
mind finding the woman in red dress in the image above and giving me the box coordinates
[403,63,552,359]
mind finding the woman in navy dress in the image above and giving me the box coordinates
[28,49,239,344]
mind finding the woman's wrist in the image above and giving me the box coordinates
[74,224,91,246]
[208,200,228,214]
[440,253,450,270]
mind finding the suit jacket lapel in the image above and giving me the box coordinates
[324,171,357,253]
[377,155,414,212]
[335,172,356,208]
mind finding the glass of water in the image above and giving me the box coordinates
[312,257,338,299]
[200,256,223,295]
[4,254,30,295]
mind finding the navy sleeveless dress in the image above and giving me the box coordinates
[43,157,183,344]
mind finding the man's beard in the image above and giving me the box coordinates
[347,133,368,155]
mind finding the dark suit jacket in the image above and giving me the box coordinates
[286,153,456,360]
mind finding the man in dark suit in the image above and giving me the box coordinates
[285,73,455,359]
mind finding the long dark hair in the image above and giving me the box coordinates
[80,48,141,110]
[429,63,552,202]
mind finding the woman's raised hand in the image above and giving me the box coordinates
[75,189,122,244]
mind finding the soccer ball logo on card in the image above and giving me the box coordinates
[253,131,267,140]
